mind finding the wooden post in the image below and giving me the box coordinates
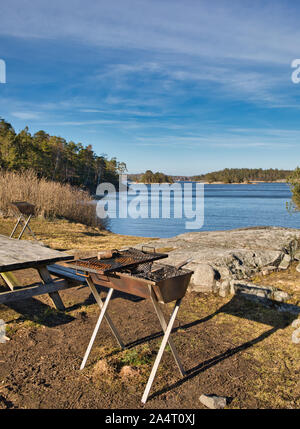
[38,266,65,311]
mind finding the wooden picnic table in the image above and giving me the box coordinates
[0,234,74,310]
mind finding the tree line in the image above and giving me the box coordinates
[0,118,127,193]
[130,170,174,183]
[192,168,292,183]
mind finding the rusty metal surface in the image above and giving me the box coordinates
[87,265,193,304]
[10,201,35,216]
[108,267,193,303]
[66,247,168,274]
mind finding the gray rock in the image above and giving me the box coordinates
[292,319,300,328]
[212,281,221,294]
[230,281,274,300]
[292,328,300,344]
[219,280,230,297]
[278,254,291,270]
[273,290,290,303]
[189,263,217,292]
[218,266,231,280]
[262,266,277,276]
[135,227,300,291]
[199,394,227,409]
[293,250,300,261]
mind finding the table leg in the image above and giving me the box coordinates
[141,297,183,404]
[38,266,65,311]
[80,287,114,370]
[0,272,19,291]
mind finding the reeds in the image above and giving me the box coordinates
[0,169,104,228]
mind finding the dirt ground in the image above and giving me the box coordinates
[0,269,299,409]
[0,219,299,409]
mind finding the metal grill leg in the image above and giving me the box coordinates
[18,215,32,240]
[86,277,125,349]
[80,287,114,370]
[9,216,22,238]
[141,297,182,404]
[149,287,185,377]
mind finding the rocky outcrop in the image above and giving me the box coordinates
[137,227,300,294]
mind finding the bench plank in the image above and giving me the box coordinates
[0,279,74,304]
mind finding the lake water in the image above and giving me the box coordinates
[101,182,300,238]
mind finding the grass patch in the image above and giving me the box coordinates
[119,346,154,367]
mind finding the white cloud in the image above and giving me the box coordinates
[0,0,299,65]
[11,111,40,120]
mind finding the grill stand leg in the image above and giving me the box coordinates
[9,216,22,238]
[18,214,32,239]
[141,293,183,404]
[10,213,38,241]
[86,277,125,350]
[149,286,185,378]
[80,287,115,370]
[79,278,184,404]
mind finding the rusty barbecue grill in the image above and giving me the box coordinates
[67,246,193,404]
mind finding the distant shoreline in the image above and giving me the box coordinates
[129,180,287,185]
[197,180,287,185]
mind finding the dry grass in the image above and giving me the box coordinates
[0,169,100,227]
[0,217,153,251]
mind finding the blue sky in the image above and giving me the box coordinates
[0,0,300,175]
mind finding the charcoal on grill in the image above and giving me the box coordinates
[124,264,183,282]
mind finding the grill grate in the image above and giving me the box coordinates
[67,247,168,274]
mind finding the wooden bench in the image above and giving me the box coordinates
[0,264,86,305]
[0,279,74,304]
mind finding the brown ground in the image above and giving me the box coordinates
[0,219,299,409]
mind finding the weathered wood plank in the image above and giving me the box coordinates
[0,234,73,272]
[0,272,19,291]
[0,279,75,304]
